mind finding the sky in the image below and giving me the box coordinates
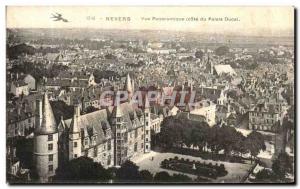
[6,6,294,36]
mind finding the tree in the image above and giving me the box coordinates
[153,171,172,182]
[54,156,111,183]
[256,169,274,182]
[13,137,34,170]
[93,69,120,83]
[244,131,266,163]
[171,174,192,182]
[195,50,204,60]
[215,46,229,56]
[7,43,36,59]
[272,152,293,182]
[116,161,141,182]
[139,170,153,182]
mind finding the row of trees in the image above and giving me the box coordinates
[93,69,120,83]
[156,117,266,163]
[7,43,59,59]
[9,62,69,82]
[53,157,192,183]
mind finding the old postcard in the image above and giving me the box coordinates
[6,6,295,184]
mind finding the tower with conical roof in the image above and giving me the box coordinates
[124,73,133,101]
[111,105,126,166]
[144,94,151,153]
[34,93,58,183]
[68,105,81,160]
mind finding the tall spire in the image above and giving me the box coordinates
[35,92,57,134]
[70,105,80,133]
[111,105,123,118]
[144,94,150,109]
[125,73,133,94]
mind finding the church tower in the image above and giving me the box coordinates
[206,54,214,74]
[111,105,126,166]
[144,94,151,153]
[34,93,58,183]
[68,105,81,160]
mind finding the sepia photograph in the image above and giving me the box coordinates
[5,6,295,184]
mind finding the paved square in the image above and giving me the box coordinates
[132,151,254,183]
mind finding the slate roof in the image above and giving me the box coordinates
[64,109,110,145]
[63,102,144,146]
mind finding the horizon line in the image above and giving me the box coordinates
[6,28,294,38]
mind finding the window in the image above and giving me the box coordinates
[94,147,97,157]
[146,145,149,150]
[48,165,53,173]
[141,143,144,148]
[74,142,77,148]
[146,130,149,135]
[48,144,53,151]
[107,155,111,165]
[134,143,137,152]
[49,154,53,162]
[135,130,138,138]
[108,141,111,150]
[48,134,53,141]
[74,154,77,158]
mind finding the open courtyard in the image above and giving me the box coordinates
[132,151,254,183]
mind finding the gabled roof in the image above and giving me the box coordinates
[64,109,110,144]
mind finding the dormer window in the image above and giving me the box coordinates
[92,136,97,145]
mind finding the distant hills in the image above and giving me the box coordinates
[7,28,294,46]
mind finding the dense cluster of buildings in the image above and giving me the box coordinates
[6,34,294,182]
